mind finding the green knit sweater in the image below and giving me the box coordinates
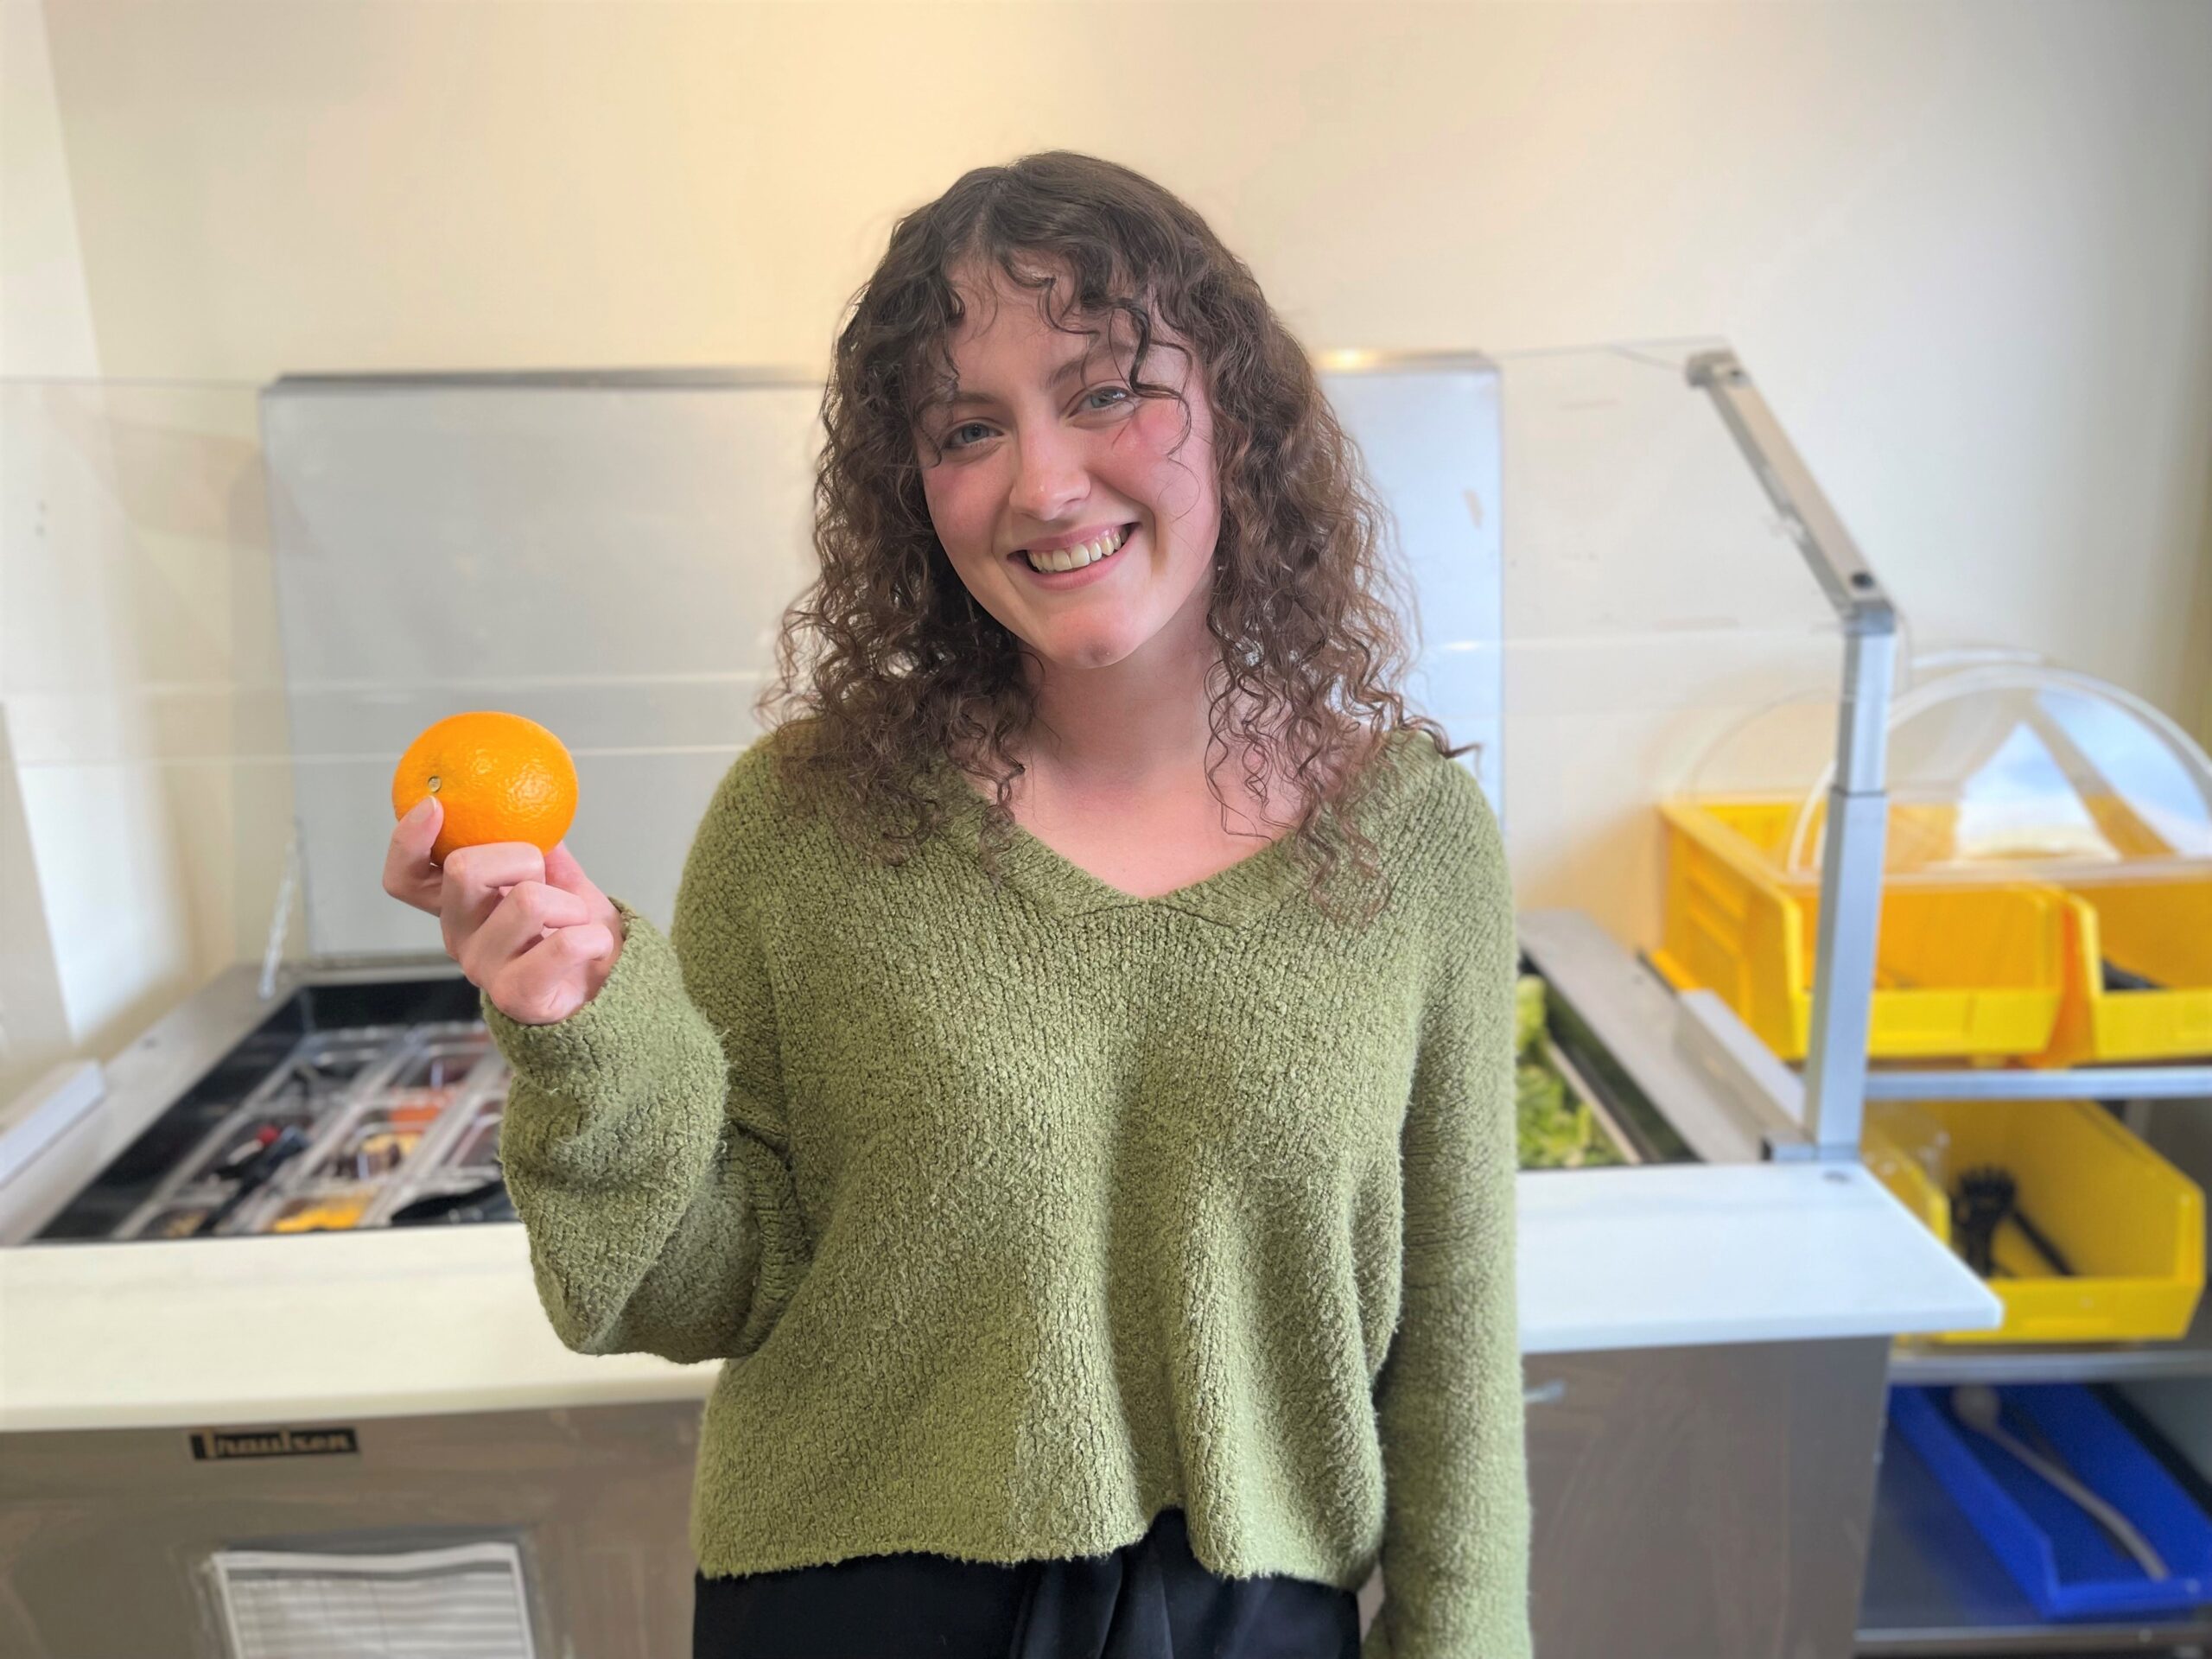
[479,721,1531,1659]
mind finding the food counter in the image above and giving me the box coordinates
[0,908,1996,1659]
[0,343,2007,1657]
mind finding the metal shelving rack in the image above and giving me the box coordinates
[1681,352,2212,1656]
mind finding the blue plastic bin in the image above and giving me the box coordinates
[1889,1383,2212,1619]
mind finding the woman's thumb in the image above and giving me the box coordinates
[400,793,442,844]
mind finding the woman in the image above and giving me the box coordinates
[384,151,1529,1659]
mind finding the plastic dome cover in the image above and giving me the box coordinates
[1685,663,2212,887]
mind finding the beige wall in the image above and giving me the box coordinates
[4,0,2209,1088]
[2,0,156,1102]
[29,0,2212,717]
[2,0,96,378]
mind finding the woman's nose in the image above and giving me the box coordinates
[1010,430,1089,522]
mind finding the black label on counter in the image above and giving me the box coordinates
[190,1425,360,1460]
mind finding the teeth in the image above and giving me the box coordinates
[1025,524,1128,574]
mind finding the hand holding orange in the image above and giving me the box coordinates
[384,711,623,1027]
[391,710,579,867]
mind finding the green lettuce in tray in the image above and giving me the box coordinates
[1515,975,1626,1170]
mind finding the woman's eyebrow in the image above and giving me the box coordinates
[940,344,1113,412]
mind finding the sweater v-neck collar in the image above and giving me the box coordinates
[920,729,1434,930]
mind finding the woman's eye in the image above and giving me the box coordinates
[942,387,1128,454]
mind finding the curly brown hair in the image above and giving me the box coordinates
[755,149,1476,928]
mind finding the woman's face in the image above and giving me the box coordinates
[912,263,1220,682]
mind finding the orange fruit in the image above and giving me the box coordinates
[391,710,578,866]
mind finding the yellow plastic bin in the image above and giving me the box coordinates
[1864,1096,2206,1344]
[2038,878,2212,1065]
[1654,797,2067,1061]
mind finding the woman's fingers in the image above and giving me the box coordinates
[383,810,620,1025]
[542,841,605,906]
[486,922,620,1026]
[440,841,547,961]
[462,880,595,981]
[543,839,626,944]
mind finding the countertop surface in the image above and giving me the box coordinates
[0,1161,1998,1433]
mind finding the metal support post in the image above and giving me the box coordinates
[1800,622,1895,1152]
[1687,350,1900,1157]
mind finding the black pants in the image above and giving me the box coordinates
[693,1507,1362,1658]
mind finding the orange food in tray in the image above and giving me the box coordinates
[270,1194,372,1234]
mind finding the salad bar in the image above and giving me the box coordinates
[28,957,1662,1259]
[1516,975,1628,1171]
[35,979,517,1247]
[32,949,1665,1262]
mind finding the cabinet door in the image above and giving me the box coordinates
[1522,1338,1890,1659]
[0,1402,701,1659]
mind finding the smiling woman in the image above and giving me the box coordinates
[760,151,1474,933]
[465,149,1529,1659]
[910,263,1229,715]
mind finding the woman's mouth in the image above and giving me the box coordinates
[1013,523,1137,582]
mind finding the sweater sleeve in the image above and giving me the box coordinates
[1364,783,1533,1659]
[476,753,810,1365]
